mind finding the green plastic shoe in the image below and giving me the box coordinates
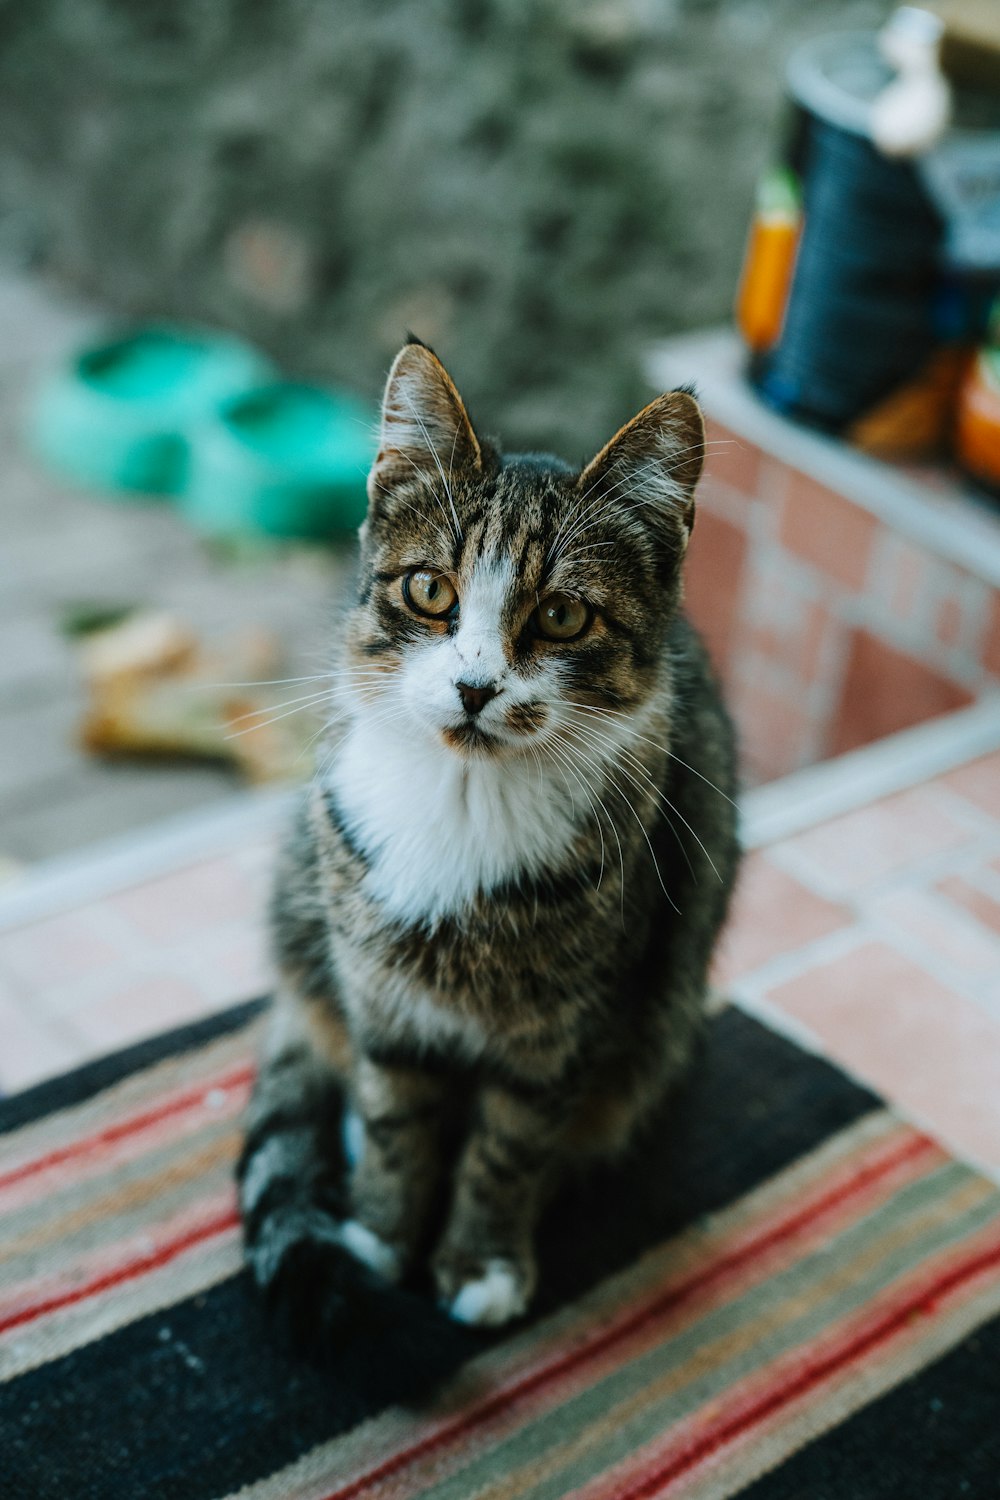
[180,382,376,539]
[31,326,273,497]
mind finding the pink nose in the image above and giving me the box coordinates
[456,681,499,716]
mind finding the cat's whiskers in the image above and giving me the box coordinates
[550,438,736,566]
[551,753,606,894]
[549,457,660,563]
[558,725,681,913]
[525,737,548,803]
[223,682,362,727]
[565,709,725,883]
[548,538,620,571]
[553,440,723,563]
[547,452,653,561]
[545,729,615,897]
[203,672,339,690]
[303,679,390,753]
[565,716,698,885]
[223,677,387,741]
[560,459,692,554]
[563,701,738,808]
[310,696,410,787]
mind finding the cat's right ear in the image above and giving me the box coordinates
[367,340,482,508]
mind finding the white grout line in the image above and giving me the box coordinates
[0,787,294,933]
[741,694,1000,851]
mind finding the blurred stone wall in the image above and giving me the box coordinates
[0,0,887,456]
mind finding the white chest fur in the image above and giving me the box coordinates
[328,715,584,928]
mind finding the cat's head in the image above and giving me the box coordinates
[345,338,703,760]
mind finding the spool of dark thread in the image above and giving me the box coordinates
[751,34,945,432]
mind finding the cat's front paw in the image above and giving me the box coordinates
[434,1250,535,1327]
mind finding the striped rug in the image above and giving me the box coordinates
[2,1001,999,1500]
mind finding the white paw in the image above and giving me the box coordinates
[338,1219,402,1282]
[341,1107,365,1169]
[448,1261,529,1327]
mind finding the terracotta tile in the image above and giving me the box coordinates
[943,752,1000,822]
[713,852,852,986]
[729,672,813,785]
[767,939,1000,1169]
[109,856,259,944]
[703,420,761,496]
[72,975,216,1053]
[936,875,1000,939]
[981,591,1000,679]
[828,629,973,757]
[870,887,1000,977]
[797,600,832,685]
[684,508,748,677]
[0,909,124,993]
[776,785,974,896]
[779,472,877,593]
[935,595,963,650]
[0,984,79,1092]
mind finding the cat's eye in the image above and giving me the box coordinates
[402,569,458,619]
[532,593,591,642]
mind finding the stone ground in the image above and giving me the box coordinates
[0,270,354,865]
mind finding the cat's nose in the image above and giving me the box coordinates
[456,681,499,716]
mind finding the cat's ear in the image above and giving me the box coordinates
[576,389,704,548]
[368,339,482,505]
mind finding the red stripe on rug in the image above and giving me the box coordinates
[0,1063,256,1194]
[0,1206,239,1337]
[600,1230,1000,1500]
[318,1128,936,1500]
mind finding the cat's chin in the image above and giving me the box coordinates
[440,721,510,759]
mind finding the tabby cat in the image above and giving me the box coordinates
[239,339,740,1333]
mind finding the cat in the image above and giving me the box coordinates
[239,337,740,1335]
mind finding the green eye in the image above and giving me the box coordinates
[532,594,591,641]
[402,569,458,618]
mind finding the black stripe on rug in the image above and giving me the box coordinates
[0,1006,881,1500]
[0,998,267,1136]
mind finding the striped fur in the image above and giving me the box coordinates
[239,341,741,1332]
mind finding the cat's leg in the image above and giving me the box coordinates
[432,1084,560,1327]
[343,1053,451,1279]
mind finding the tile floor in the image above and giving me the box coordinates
[2,748,1000,1186]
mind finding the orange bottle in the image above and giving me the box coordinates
[956,347,1000,493]
[735,167,803,354]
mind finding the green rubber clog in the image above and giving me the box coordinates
[31,326,273,496]
[180,382,376,539]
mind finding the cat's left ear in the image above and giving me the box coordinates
[576,389,704,549]
[368,339,482,505]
